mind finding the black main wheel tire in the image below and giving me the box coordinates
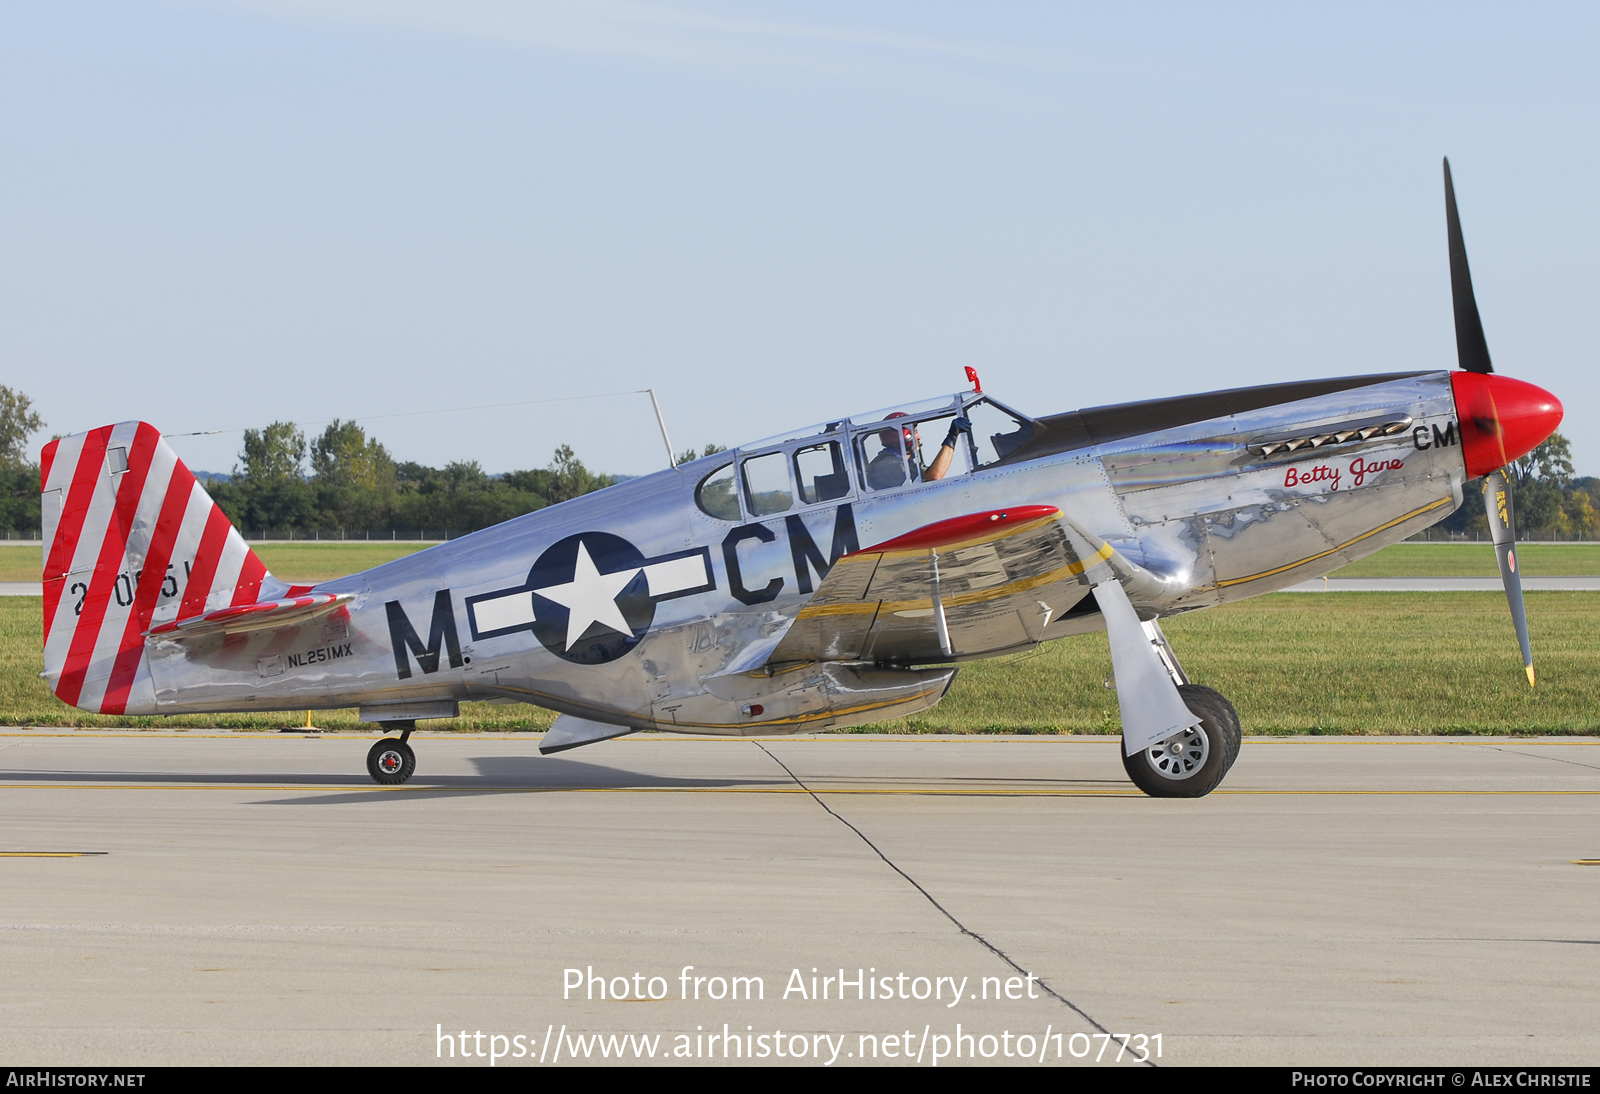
[1177,684,1241,769]
[367,738,416,785]
[1121,695,1233,798]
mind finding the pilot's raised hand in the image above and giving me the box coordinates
[943,416,973,447]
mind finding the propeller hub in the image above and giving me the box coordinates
[1448,372,1563,478]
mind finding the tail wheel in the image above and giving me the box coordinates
[367,738,416,785]
[1122,688,1236,798]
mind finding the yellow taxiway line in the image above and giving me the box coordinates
[0,784,1594,797]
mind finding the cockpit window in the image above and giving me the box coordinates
[695,463,740,521]
[738,420,846,453]
[857,423,911,491]
[719,392,1035,502]
[850,395,962,426]
[964,399,1035,468]
[794,441,851,505]
[907,414,970,480]
[741,451,793,517]
[855,413,970,491]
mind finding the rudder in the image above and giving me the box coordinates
[40,422,284,714]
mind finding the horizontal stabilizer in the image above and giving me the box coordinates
[145,593,354,639]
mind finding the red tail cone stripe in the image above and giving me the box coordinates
[101,463,198,714]
[177,504,235,621]
[55,425,161,707]
[42,428,112,625]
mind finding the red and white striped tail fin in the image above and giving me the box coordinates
[40,422,287,715]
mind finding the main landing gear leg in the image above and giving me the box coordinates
[367,721,417,785]
[1122,619,1242,797]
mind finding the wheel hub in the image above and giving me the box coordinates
[1144,725,1208,780]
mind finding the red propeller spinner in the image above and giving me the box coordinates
[1449,372,1564,479]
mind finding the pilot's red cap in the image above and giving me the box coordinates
[880,411,914,447]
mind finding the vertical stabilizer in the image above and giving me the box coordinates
[40,422,284,714]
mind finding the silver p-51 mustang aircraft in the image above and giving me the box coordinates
[38,162,1562,796]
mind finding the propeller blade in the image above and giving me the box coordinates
[1444,157,1495,374]
[1482,467,1534,686]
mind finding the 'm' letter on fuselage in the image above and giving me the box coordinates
[385,590,463,679]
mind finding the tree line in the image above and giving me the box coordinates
[0,385,1592,540]
[203,419,628,538]
[0,386,45,538]
[0,392,645,539]
[1431,434,1599,541]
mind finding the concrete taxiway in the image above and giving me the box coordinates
[0,731,1596,1067]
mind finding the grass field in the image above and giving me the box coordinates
[2,592,1594,735]
[251,542,436,581]
[3,540,1597,583]
[1333,542,1600,578]
[0,541,436,582]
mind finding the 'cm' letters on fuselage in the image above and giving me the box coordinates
[385,505,861,676]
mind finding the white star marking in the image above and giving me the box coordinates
[533,541,641,650]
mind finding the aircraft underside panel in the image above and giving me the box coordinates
[652,662,956,735]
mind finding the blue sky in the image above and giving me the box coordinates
[2,2,1595,476]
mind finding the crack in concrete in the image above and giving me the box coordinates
[751,740,1152,1064]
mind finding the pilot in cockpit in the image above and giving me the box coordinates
[866,412,972,490]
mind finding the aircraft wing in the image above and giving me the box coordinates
[766,505,1112,666]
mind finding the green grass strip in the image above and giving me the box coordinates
[2,592,1597,735]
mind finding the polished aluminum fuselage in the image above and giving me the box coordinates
[140,371,1465,732]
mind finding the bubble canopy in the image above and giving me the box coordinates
[735,393,982,453]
